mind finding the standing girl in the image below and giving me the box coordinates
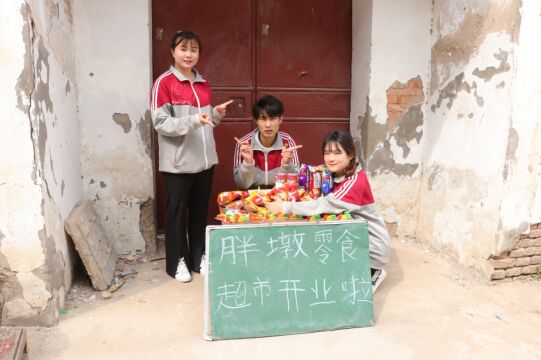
[265,131,390,292]
[151,31,232,282]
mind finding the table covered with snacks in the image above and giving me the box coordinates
[215,165,352,224]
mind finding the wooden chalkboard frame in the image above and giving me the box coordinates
[204,220,374,340]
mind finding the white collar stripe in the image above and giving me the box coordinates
[151,71,172,111]
[333,174,357,199]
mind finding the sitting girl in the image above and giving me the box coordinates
[265,131,390,292]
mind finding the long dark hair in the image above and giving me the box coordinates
[170,30,202,51]
[322,131,357,177]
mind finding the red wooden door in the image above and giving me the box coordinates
[152,0,351,231]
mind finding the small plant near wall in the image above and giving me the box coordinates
[532,265,541,280]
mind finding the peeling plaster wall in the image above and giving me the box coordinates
[72,0,154,254]
[352,0,432,236]
[0,0,81,326]
[420,0,525,269]
[498,0,541,254]
[350,0,372,160]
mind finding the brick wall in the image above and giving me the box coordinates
[386,76,424,129]
[489,224,541,280]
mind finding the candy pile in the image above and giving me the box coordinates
[215,169,352,224]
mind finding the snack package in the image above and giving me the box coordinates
[216,191,249,205]
[299,164,309,188]
[321,169,333,195]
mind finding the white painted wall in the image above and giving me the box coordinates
[350,0,372,134]
[419,0,523,269]
[499,0,541,251]
[352,0,432,236]
[0,0,82,325]
[0,0,47,322]
[369,0,433,127]
[72,0,153,254]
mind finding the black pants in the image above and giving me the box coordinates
[163,167,214,277]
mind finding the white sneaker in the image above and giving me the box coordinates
[200,254,206,276]
[371,268,387,294]
[175,258,192,282]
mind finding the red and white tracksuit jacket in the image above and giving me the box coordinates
[283,165,390,269]
[150,65,222,174]
[233,129,299,189]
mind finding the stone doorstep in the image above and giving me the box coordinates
[0,327,27,360]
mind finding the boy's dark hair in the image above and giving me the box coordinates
[252,95,284,119]
[322,131,357,177]
[170,30,202,52]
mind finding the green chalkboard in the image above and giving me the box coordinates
[203,220,374,340]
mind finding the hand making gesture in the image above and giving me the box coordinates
[281,143,303,165]
[235,137,255,165]
[215,99,234,117]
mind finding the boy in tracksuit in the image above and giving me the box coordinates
[233,95,301,189]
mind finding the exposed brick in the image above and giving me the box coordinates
[528,229,541,238]
[489,257,516,269]
[387,95,399,104]
[514,238,536,248]
[387,87,421,96]
[530,256,541,265]
[505,267,521,277]
[509,248,526,257]
[512,275,531,280]
[490,269,506,280]
[535,238,541,246]
[525,247,541,256]
[387,104,407,112]
[519,234,528,239]
[521,265,540,275]
[409,78,423,89]
[490,251,510,259]
[515,257,531,266]
[398,95,425,104]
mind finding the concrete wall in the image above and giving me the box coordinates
[351,0,433,236]
[499,0,541,251]
[0,0,81,325]
[72,0,155,255]
[419,0,527,269]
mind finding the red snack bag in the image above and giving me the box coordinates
[225,200,244,209]
[273,188,289,201]
[230,190,248,200]
[252,194,265,206]
[217,191,236,205]
[288,190,301,202]
[310,171,322,192]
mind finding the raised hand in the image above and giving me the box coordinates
[281,144,303,165]
[215,99,234,117]
[235,137,254,165]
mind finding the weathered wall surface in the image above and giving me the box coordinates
[72,0,154,254]
[419,0,527,269]
[351,0,433,236]
[498,0,541,254]
[350,0,373,157]
[0,0,81,325]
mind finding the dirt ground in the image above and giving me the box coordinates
[26,238,541,360]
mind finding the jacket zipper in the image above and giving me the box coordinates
[264,152,269,185]
[190,81,209,169]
